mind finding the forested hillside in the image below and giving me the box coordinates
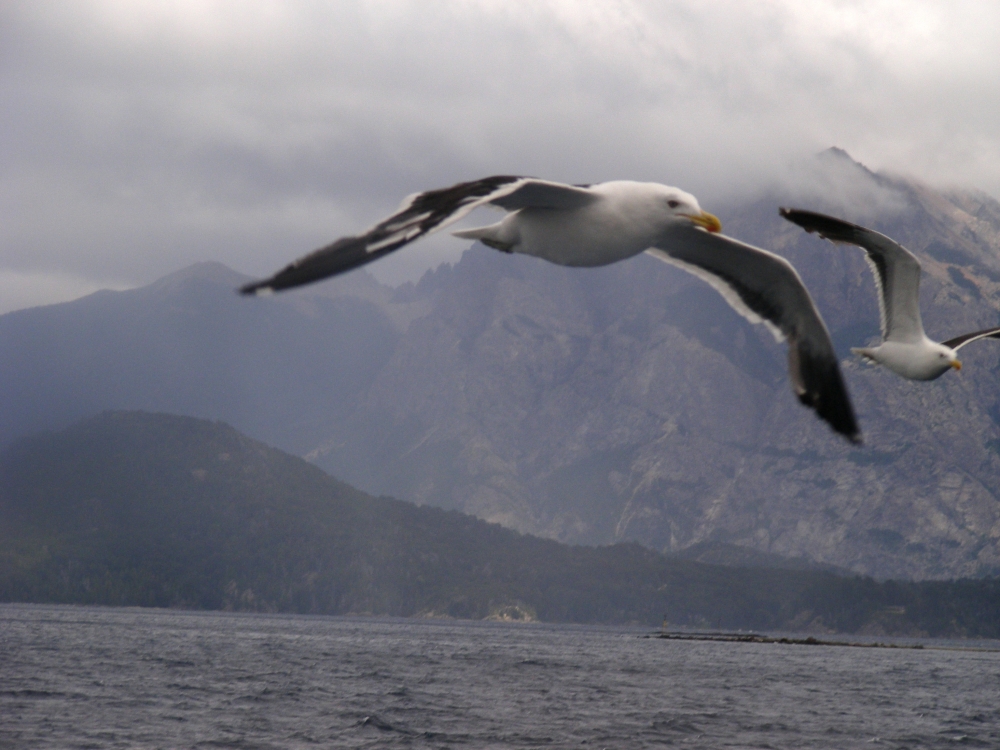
[2,412,997,637]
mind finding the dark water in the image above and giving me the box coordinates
[2,604,999,749]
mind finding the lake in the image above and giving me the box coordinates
[2,603,998,748]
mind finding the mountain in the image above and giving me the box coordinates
[295,153,1000,580]
[2,151,1000,579]
[2,411,998,636]
[0,262,400,456]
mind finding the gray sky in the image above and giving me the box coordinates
[3,0,1000,313]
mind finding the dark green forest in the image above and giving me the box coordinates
[1,411,997,637]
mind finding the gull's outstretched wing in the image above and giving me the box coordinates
[240,176,596,294]
[647,225,860,443]
[780,208,925,344]
[942,325,1000,351]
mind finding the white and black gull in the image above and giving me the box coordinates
[241,176,860,442]
[781,208,1000,380]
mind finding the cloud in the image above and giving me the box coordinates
[761,149,911,221]
[2,0,1000,304]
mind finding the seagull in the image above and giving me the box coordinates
[241,176,860,442]
[781,208,1000,380]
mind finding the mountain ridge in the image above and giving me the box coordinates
[2,152,999,579]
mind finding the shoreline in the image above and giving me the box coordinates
[646,630,1000,652]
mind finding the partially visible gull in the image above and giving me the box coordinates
[241,176,860,442]
[781,208,1000,380]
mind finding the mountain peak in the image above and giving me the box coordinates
[819,146,856,162]
[146,262,251,291]
[816,146,879,178]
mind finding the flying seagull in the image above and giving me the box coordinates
[781,208,1000,380]
[241,176,860,442]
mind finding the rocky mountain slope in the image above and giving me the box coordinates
[2,151,999,579]
[308,151,1000,579]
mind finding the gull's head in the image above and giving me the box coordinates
[658,186,721,233]
[928,343,962,379]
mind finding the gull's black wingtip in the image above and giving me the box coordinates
[824,387,863,446]
[797,344,863,446]
[825,412,862,446]
[779,207,864,242]
[824,406,862,446]
[238,278,275,296]
[779,206,821,232]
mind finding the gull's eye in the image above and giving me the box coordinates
[667,200,680,209]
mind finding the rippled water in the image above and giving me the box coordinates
[2,604,998,748]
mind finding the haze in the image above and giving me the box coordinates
[3,0,1000,313]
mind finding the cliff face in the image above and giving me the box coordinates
[3,151,999,579]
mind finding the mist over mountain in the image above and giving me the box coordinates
[2,151,999,579]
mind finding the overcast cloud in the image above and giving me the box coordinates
[3,0,1000,312]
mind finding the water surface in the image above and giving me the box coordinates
[2,604,998,748]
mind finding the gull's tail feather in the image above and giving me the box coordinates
[851,346,878,364]
[452,223,499,240]
[452,223,514,252]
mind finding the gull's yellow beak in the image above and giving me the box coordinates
[951,359,962,371]
[686,211,722,233]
